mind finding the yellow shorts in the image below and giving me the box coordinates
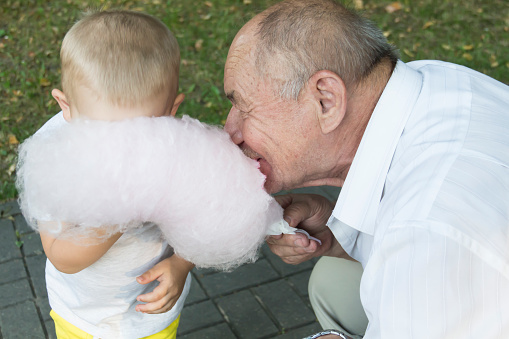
[50,310,180,339]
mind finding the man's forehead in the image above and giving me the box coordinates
[226,17,260,68]
[226,40,256,70]
[224,50,257,104]
[224,19,262,106]
[232,15,260,46]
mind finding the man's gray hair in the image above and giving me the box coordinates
[255,0,398,99]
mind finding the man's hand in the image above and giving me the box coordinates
[135,255,194,314]
[266,194,348,265]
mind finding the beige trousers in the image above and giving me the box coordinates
[308,257,369,339]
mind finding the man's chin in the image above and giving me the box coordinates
[262,175,282,195]
[263,180,279,194]
[258,159,278,194]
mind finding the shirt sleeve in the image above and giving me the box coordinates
[361,224,509,339]
[34,111,66,136]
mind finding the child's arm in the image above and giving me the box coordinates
[135,255,194,314]
[40,224,122,274]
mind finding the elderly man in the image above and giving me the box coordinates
[224,0,509,338]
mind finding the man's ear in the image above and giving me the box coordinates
[169,93,185,117]
[307,70,347,134]
[51,89,72,122]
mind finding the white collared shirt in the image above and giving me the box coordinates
[328,60,509,338]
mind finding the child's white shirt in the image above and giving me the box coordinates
[41,113,191,338]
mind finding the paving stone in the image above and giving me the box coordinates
[185,275,208,305]
[0,259,26,284]
[0,219,22,262]
[178,300,223,335]
[192,266,221,277]
[273,322,323,339]
[310,256,320,265]
[21,232,44,257]
[14,214,32,234]
[0,278,32,308]
[44,319,56,339]
[302,295,312,309]
[25,255,47,298]
[253,279,316,330]
[287,270,313,297]
[0,200,21,217]
[261,244,314,276]
[178,323,236,339]
[216,290,279,339]
[36,297,52,321]
[0,200,326,339]
[198,259,279,297]
[0,300,46,339]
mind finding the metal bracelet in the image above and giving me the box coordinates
[302,329,347,339]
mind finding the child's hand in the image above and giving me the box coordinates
[135,255,194,314]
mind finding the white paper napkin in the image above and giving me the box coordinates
[266,219,322,245]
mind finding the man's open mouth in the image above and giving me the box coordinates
[242,148,262,162]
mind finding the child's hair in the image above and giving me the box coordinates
[60,10,179,106]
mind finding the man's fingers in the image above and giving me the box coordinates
[265,234,283,245]
[275,193,332,229]
[266,233,303,248]
[275,239,318,257]
[274,194,294,209]
[266,234,319,264]
[275,194,313,227]
[281,255,309,265]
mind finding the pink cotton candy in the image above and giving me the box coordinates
[16,115,283,270]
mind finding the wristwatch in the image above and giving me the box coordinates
[303,329,348,339]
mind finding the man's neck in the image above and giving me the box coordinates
[333,58,395,183]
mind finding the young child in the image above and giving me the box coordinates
[18,8,313,339]
[36,10,192,338]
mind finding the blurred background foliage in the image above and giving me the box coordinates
[0,0,508,201]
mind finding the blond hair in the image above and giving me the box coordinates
[60,10,179,106]
[255,0,398,99]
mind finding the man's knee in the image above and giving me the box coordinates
[309,257,362,302]
[308,256,337,302]
[308,257,368,337]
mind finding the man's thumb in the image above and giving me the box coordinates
[284,201,311,227]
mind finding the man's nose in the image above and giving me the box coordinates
[224,107,243,145]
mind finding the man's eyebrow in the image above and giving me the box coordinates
[226,90,250,110]
[226,91,236,104]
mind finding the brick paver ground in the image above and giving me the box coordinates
[0,186,339,338]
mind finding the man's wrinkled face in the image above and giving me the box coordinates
[223,38,320,194]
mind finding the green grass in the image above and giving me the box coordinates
[1,0,508,202]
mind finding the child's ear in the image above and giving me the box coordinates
[169,93,185,117]
[52,89,72,122]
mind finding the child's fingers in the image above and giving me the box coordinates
[144,303,175,314]
[136,267,162,285]
[136,295,171,313]
[145,298,178,314]
[137,257,171,284]
[137,282,169,303]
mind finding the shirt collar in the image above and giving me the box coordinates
[331,60,423,235]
